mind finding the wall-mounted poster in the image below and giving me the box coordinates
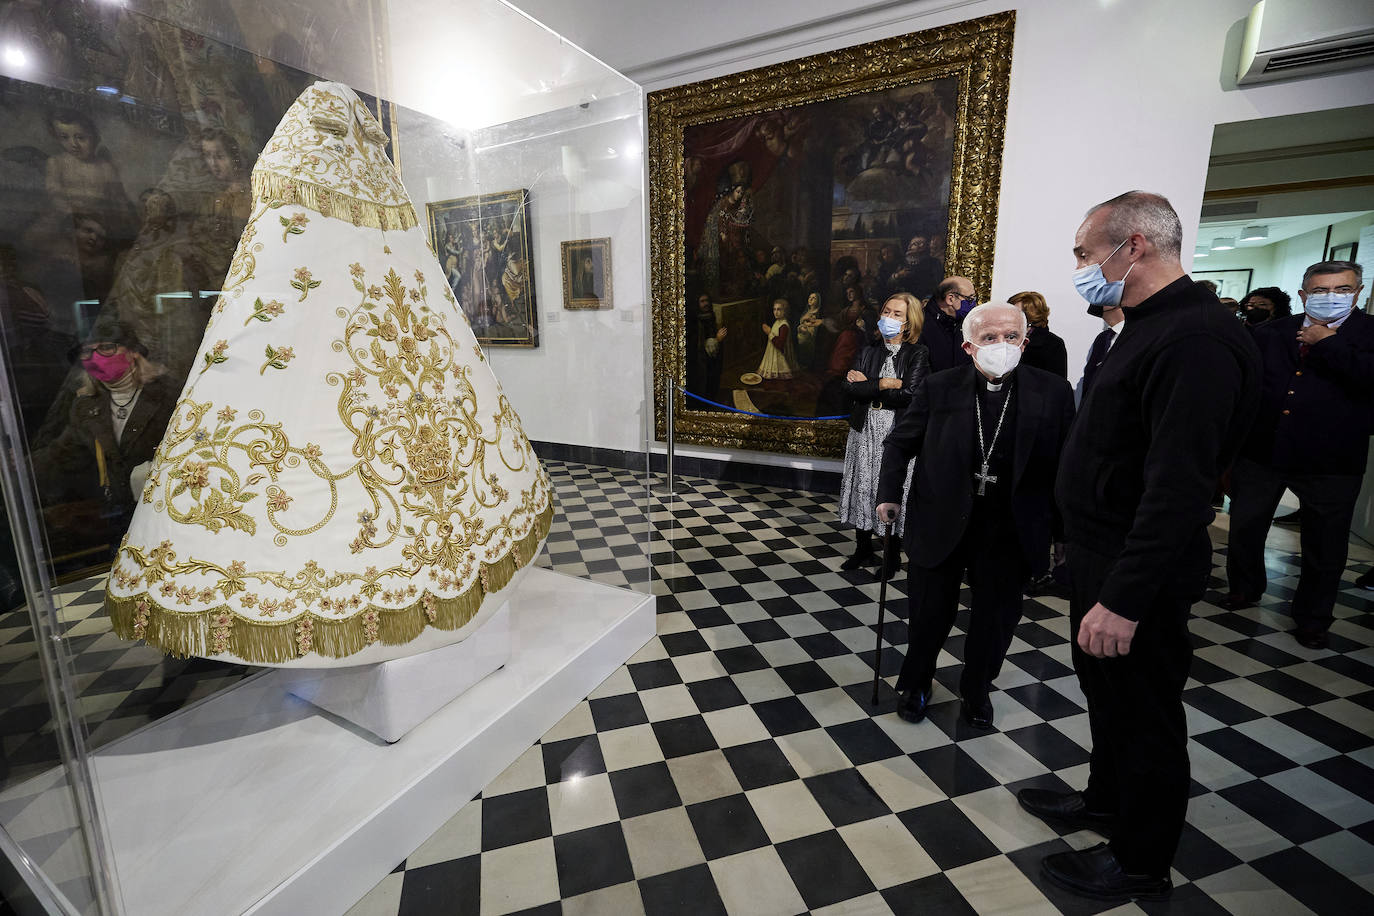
[427,190,538,348]
[648,12,1014,458]
[561,238,612,310]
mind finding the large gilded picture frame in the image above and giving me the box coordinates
[649,11,1015,458]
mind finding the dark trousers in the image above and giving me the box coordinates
[1226,457,1362,633]
[897,507,1027,700]
[1068,542,1194,878]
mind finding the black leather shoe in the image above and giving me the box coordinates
[840,550,874,571]
[1291,628,1329,650]
[960,695,993,729]
[896,687,929,723]
[1041,843,1171,902]
[1216,592,1258,611]
[1017,788,1114,836]
[1356,569,1374,591]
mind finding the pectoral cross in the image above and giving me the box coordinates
[974,463,998,496]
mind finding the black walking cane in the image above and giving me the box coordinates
[870,520,894,707]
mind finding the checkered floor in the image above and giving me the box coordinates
[339,466,1374,916]
[2,460,1373,915]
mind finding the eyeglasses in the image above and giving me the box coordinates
[78,342,121,358]
[1306,285,1359,295]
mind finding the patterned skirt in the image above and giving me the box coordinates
[838,407,913,536]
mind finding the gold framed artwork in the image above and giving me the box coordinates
[648,11,1015,457]
[561,238,613,310]
[427,189,539,348]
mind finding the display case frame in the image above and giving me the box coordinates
[0,2,652,913]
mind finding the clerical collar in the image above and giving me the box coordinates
[986,380,1004,392]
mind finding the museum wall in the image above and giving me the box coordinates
[512,0,1374,469]
[397,98,649,454]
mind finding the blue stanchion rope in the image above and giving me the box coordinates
[678,387,847,421]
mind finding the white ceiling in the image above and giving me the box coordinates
[1197,211,1372,248]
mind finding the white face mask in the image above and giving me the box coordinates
[1304,291,1355,323]
[973,340,1022,378]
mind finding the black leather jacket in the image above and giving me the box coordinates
[840,340,930,432]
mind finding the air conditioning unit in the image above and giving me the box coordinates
[1237,0,1374,85]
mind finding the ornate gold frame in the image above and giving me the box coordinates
[561,237,614,310]
[648,11,1015,458]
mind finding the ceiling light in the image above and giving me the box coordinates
[1210,237,1235,251]
[1194,245,1209,258]
[1239,225,1268,241]
[3,45,28,69]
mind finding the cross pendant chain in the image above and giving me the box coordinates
[973,385,1012,496]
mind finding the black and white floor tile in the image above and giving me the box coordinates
[1,459,1372,914]
[343,462,1374,916]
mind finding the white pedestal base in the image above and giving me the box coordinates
[273,600,512,743]
[77,569,652,916]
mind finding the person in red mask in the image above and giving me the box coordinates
[36,327,177,557]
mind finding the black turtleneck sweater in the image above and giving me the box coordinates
[1055,276,1261,620]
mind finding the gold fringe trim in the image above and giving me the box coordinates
[252,171,418,231]
[106,502,553,663]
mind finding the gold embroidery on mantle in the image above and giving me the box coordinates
[106,503,552,662]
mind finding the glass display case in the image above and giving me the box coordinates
[0,2,651,912]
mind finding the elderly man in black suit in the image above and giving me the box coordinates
[1220,260,1372,649]
[877,301,1074,730]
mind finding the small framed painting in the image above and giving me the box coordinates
[561,238,612,310]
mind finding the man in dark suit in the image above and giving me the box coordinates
[877,302,1074,730]
[919,276,976,373]
[1220,260,1372,649]
[1020,191,1260,904]
[1076,299,1126,403]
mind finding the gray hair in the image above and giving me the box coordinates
[962,301,1027,343]
[1084,190,1183,259]
[1302,260,1363,288]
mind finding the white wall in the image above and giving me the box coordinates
[396,91,649,454]
[507,0,1374,465]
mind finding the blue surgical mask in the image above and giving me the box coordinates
[877,315,904,339]
[1073,239,1134,307]
[1304,291,1355,323]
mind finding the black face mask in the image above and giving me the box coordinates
[1086,303,1105,319]
[1244,307,1271,325]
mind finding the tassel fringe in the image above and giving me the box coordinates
[107,502,553,663]
[252,171,418,231]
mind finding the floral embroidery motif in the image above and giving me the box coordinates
[132,599,150,638]
[201,339,229,373]
[291,266,320,301]
[295,617,314,656]
[260,345,296,374]
[210,611,232,654]
[280,212,310,241]
[245,298,286,324]
[266,488,293,512]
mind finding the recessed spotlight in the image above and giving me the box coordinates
[1239,224,1268,241]
[1210,237,1236,251]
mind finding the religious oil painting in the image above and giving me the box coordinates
[649,11,1015,457]
[427,190,539,348]
[561,238,612,310]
